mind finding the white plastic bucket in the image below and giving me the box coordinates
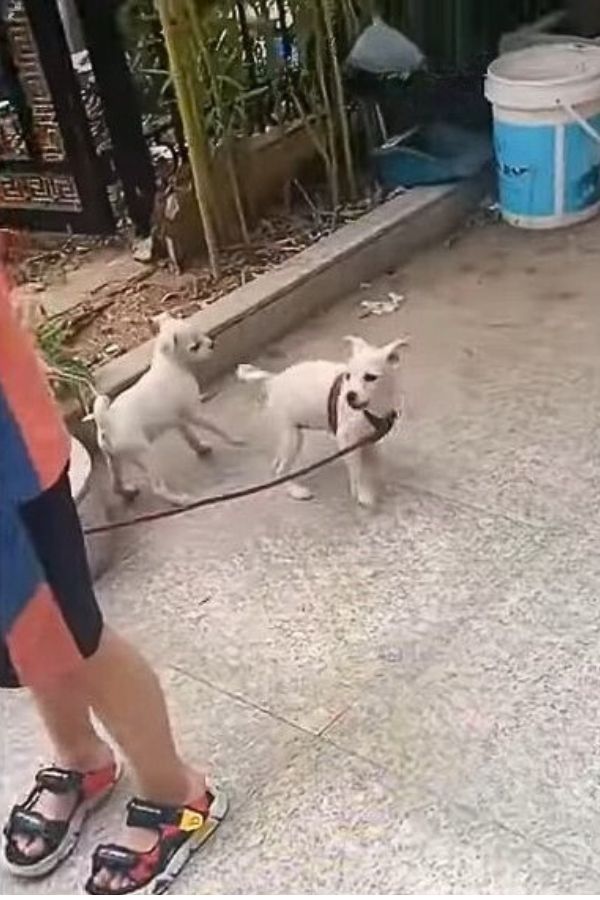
[485,43,600,228]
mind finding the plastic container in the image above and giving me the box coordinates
[372,123,490,189]
[485,43,600,228]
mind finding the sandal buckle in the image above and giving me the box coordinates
[126,798,178,830]
[94,844,139,872]
[36,767,81,794]
[178,808,204,832]
[9,808,52,839]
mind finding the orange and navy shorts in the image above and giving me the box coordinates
[0,468,103,688]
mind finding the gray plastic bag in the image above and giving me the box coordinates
[347,16,425,77]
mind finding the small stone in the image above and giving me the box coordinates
[388,291,405,305]
[132,235,154,263]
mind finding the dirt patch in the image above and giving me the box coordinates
[7,232,124,291]
[14,194,390,370]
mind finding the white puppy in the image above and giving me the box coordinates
[237,335,408,507]
[91,313,242,505]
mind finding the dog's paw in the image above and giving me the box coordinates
[352,482,378,509]
[165,493,196,508]
[356,487,377,508]
[288,483,314,501]
[195,442,213,456]
[119,486,140,504]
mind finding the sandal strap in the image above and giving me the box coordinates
[86,791,219,895]
[92,843,141,872]
[88,842,161,895]
[3,762,118,859]
[126,797,207,832]
[35,766,83,795]
[6,808,67,845]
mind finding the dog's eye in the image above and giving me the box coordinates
[189,342,201,352]
[345,372,351,381]
[364,373,379,383]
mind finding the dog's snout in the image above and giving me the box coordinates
[346,390,358,407]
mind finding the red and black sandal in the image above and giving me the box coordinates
[2,762,121,878]
[85,781,228,895]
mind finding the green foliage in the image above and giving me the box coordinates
[119,0,173,121]
[152,0,364,264]
[36,318,93,407]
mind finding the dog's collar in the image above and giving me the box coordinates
[327,373,345,434]
[363,408,398,440]
[327,373,397,441]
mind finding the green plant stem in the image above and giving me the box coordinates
[191,3,251,245]
[320,0,356,199]
[156,0,221,279]
[290,88,332,177]
[314,2,339,209]
[224,138,251,244]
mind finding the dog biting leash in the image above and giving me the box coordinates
[83,411,396,536]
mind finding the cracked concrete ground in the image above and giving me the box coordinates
[4,215,600,893]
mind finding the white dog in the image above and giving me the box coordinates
[90,313,243,505]
[237,335,408,507]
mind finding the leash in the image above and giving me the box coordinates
[83,413,396,536]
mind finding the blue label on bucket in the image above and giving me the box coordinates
[494,121,555,218]
[493,113,600,221]
[564,113,600,213]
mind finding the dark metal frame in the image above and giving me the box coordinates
[0,0,155,235]
[74,0,155,237]
[0,0,115,232]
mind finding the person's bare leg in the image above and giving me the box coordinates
[80,627,206,891]
[11,681,113,860]
[83,627,195,803]
[12,627,205,891]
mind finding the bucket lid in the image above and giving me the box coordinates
[486,43,600,110]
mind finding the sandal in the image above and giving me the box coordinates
[2,762,120,878]
[85,781,228,895]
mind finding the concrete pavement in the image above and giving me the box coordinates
[3,216,600,892]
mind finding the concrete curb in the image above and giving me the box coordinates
[96,175,488,397]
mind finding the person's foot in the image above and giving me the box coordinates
[89,768,209,894]
[3,748,119,879]
[9,747,115,861]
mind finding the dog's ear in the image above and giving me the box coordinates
[344,335,370,356]
[384,337,409,366]
[153,311,174,329]
[151,312,175,335]
[156,325,178,355]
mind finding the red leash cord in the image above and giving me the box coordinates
[83,418,394,536]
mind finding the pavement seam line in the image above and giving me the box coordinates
[168,663,320,738]
[323,732,600,882]
[392,478,561,533]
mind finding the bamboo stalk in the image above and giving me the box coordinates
[183,0,230,239]
[314,2,340,209]
[290,89,330,169]
[224,140,251,245]
[156,0,221,278]
[340,0,360,47]
[320,0,357,199]
[190,3,251,244]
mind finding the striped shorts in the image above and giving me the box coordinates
[0,468,103,688]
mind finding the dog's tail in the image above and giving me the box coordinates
[81,394,112,445]
[87,394,114,451]
[236,363,272,384]
[82,393,110,423]
[92,394,111,422]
